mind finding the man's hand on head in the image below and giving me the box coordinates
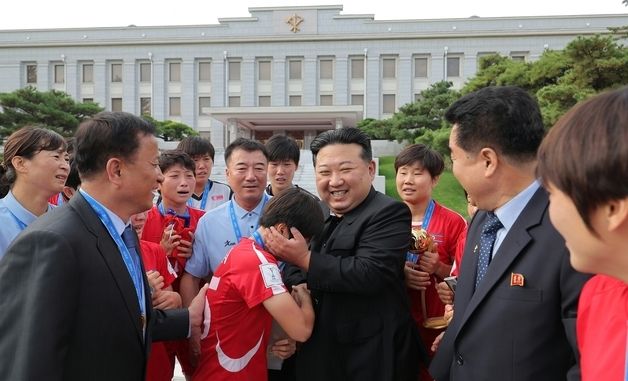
[262,226,311,270]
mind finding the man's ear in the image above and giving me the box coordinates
[605,197,628,232]
[479,147,499,177]
[105,158,123,186]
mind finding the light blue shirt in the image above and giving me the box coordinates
[0,191,52,259]
[186,197,268,278]
[79,189,128,237]
[491,180,540,258]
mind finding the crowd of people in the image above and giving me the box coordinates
[0,84,625,381]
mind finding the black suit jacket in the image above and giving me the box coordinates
[0,193,188,381]
[285,187,425,381]
[429,187,589,381]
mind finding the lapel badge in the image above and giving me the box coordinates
[510,272,525,287]
[473,244,478,253]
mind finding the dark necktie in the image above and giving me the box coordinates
[475,212,503,289]
[121,225,143,296]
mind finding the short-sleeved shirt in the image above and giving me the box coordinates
[139,240,177,288]
[192,238,287,381]
[188,180,232,212]
[0,191,53,258]
[141,205,205,277]
[185,196,269,278]
[577,274,628,380]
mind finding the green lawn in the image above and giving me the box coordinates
[379,156,467,216]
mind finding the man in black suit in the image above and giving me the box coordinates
[264,128,425,381]
[429,86,589,381]
[0,112,206,381]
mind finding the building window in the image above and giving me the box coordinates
[447,57,461,78]
[26,64,37,84]
[111,98,122,112]
[382,58,396,79]
[198,97,211,115]
[258,96,271,107]
[414,57,428,78]
[228,61,241,81]
[319,59,333,80]
[54,64,65,84]
[199,62,211,81]
[82,98,94,103]
[258,61,271,81]
[111,64,122,82]
[351,58,364,79]
[111,63,122,82]
[320,95,333,106]
[169,97,181,116]
[289,95,302,106]
[140,97,151,115]
[82,64,93,83]
[169,62,181,82]
[383,94,396,114]
[510,53,527,62]
[414,93,423,102]
[228,96,240,107]
[351,94,364,106]
[140,63,151,82]
[289,60,302,80]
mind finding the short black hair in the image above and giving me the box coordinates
[310,128,372,166]
[74,112,156,179]
[259,187,324,241]
[445,86,544,162]
[158,150,196,175]
[394,144,445,178]
[177,136,216,161]
[265,135,300,165]
[224,138,269,165]
[65,158,81,191]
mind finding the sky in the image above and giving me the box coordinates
[1,0,627,30]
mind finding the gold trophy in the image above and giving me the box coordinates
[410,227,449,330]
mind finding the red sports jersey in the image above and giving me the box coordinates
[193,238,287,381]
[407,202,466,368]
[140,240,178,381]
[141,205,205,281]
[577,274,628,381]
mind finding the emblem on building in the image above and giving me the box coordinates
[286,14,304,33]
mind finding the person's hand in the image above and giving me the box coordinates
[160,224,180,257]
[437,281,454,305]
[146,270,164,293]
[176,231,194,259]
[444,304,454,324]
[270,338,296,359]
[152,290,182,309]
[291,283,311,307]
[188,284,209,368]
[404,263,431,291]
[419,250,441,275]
[431,331,445,353]
[262,227,311,270]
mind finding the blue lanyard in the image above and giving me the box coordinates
[187,181,212,210]
[56,193,64,206]
[80,190,146,318]
[422,199,436,232]
[252,230,265,249]
[229,195,268,243]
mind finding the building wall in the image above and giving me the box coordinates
[1,6,627,148]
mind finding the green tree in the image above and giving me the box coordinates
[356,118,393,140]
[142,115,198,142]
[390,81,459,141]
[0,87,102,142]
[414,126,452,158]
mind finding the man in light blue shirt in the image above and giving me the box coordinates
[180,138,270,306]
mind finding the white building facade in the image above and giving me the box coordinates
[1,5,627,148]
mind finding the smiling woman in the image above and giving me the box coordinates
[0,127,69,257]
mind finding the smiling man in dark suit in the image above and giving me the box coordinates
[429,86,589,381]
[264,127,425,381]
[0,112,206,381]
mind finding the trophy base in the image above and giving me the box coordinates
[423,317,448,330]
